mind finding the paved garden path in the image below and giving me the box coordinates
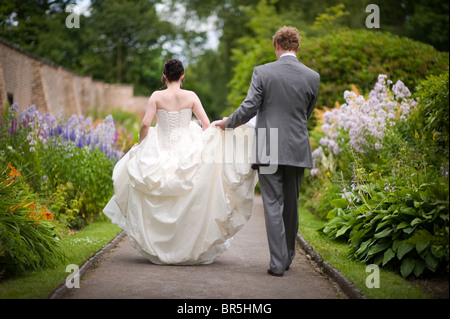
[57,196,346,299]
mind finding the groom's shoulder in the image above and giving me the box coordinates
[299,61,320,78]
[259,60,278,68]
[254,60,278,74]
[256,59,319,78]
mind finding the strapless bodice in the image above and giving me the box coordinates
[156,108,193,152]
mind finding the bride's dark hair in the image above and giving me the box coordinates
[162,59,184,83]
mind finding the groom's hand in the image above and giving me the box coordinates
[216,117,228,130]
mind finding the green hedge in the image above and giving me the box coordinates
[226,29,449,114]
[300,29,449,108]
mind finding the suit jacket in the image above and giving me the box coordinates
[226,55,320,168]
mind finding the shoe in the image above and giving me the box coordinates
[267,269,284,277]
[285,266,290,271]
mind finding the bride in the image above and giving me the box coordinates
[103,59,257,265]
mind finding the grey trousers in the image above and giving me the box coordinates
[258,165,305,274]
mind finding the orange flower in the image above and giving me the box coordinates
[40,206,54,221]
[28,211,38,220]
[8,163,22,178]
[1,164,22,187]
[27,204,54,221]
[24,201,37,211]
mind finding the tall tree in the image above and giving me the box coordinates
[0,0,75,49]
[403,0,449,51]
[82,0,175,95]
[0,0,180,96]
[0,0,83,70]
[184,49,228,120]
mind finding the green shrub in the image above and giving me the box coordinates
[226,28,449,115]
[410,71,449,157]
[40,140,115,228]
[1,104,119,229]
[315,74,449,278]
[319,145,449,278]
[300,29,449,108]
[0,163,65,277]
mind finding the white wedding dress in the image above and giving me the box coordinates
[103,108,257,265]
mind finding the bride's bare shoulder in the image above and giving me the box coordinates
[149,89,167,102]
[151,90,165,97]
[181,89,200,100]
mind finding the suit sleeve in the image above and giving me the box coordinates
[307,74,320,120]
[226,67,264,129]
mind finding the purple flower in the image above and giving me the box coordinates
[63,127,69,140]
[76,132,86,148]
[56,125,63,135]
[4,103,122,163]
[9,103,19,115]
[70,128,77,141]
[312,74,417,161]
[86,133,92,146]
[8,118,17,134]
[310,168,320,177]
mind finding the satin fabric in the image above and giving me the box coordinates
[103,109,257,265]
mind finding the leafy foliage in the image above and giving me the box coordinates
[224,0,295,115]
[40,138,115,228]
[224,3,448,115]
[184,50,230,120]
[410,72,449,157]
[0,0,177,95]
[82,0,174,95]
[319,150,449,278]
[300,30,449,108]
[0,102,130,275]
[1,104,119,229]
[312,74,449,278]
[0,164,65,277]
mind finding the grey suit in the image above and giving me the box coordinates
[226,55,320,275]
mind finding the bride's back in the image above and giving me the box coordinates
[154,89,196,112]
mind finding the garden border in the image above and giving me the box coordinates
[296,232,366,299]
[48,230,126,299]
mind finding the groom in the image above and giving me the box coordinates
[217,26,320,277]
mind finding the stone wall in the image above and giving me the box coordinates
[0,37,148,117]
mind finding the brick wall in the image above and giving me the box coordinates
[0,37,148,117]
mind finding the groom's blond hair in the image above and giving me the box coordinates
[273,26,302,52]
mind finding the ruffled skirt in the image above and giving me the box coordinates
[103,122,257,265]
